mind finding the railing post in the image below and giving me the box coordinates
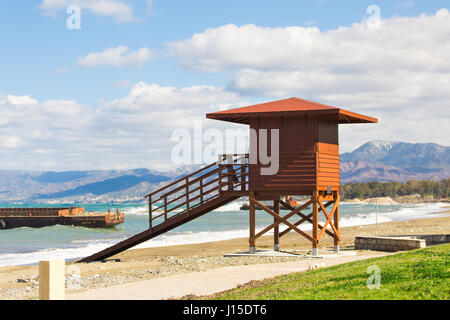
[241,156,245,191]
[219,164,223,195]
[186,177,190,213]
[227,155,233,191]
[200,178,204,204]
[164,195,167,221]
[149,195,152,230]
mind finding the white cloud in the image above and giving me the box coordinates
[40,0,135,23]
[169,9,450,73]
[1,137,23,148]
[6,95,38,105]
[77,46,154,67]
[97,82,242,132]
[0,84,243,170]
[41,100,84,116]
[168,9,450,151]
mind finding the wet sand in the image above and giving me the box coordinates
[0,213,449,300]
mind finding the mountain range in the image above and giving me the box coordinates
[340,141,449,183]
[0,141,448,203]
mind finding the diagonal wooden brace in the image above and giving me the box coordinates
[317,196,341,241]
[254,200,312,239]
[253,199,314,242]
[279,200,334,238]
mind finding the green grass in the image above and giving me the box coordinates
[209,244,450,300]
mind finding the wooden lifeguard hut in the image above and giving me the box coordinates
[79,97,377,262]
[206,97,377,255]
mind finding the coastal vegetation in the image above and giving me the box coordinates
[209,244,450,300]
[340,178,449,200]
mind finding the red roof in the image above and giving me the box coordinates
[206,97,378,124]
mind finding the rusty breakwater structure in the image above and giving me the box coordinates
[80,97,377,262]
[0,207,124,229]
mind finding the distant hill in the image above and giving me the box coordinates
[341,141,450,183]
[0,169,172,203]
[0,141,447,202]
[34,173,170,199]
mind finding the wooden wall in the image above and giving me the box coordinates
[249,114,340,195]
[316,142,340,191]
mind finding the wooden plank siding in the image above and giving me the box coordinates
[250,151,317,192]
[316,142,340,191]
[248,115,340,194]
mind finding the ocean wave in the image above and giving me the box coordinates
[212,202,243,212]
[0,202,446,267]
[122,206,148,216]
[0,239,124,268]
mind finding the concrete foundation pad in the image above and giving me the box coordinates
[224,249,357,259]
[224,250,303,258]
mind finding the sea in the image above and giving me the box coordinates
[0,200,447,267]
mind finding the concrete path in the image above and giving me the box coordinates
[67,254,383,300]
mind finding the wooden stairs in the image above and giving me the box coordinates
[79,154,248,263]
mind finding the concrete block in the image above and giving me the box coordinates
[355,235,428,252]
[312,248,319,256]
[39,260,65,300]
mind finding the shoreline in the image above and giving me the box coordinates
[1,201,448,268]
[0,212,448,300]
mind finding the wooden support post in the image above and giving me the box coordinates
[274,199,280,251]
[334,192,340,252]
[312,192,319,256]
[249,192,256,254]
[39,260,65,300]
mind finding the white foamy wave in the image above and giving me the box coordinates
[123,206,147,216]
[129,201,244,215]
[338,202,448,228]
[212,202,243,212]
[0,238,127,268]
[0,202,446,268]
[0,229,255,267]
[133,229,251,249]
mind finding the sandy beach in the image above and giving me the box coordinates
[0,212,448,300]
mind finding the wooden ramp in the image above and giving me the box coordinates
[79,155,248,263]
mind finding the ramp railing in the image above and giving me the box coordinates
[146,154,249,230]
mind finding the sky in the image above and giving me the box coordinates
[0,0,449,171]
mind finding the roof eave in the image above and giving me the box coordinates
[338,109,378,124]
[206,109,341,124]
